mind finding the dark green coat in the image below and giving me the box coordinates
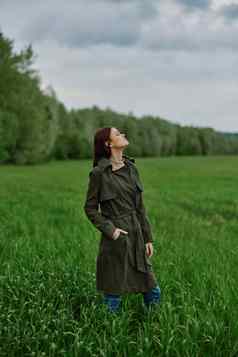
[84,155,158,294]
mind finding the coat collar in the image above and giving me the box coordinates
[97,154,135,171]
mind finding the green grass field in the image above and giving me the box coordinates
[0,156,237,357]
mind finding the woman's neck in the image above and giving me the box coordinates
[110,151,124,163]
[110,151,125,171]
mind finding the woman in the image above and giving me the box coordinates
[84,127,161,313]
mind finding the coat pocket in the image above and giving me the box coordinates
[114,230,128,241]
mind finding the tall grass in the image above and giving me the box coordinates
[0,156,237,356]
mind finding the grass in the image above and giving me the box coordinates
[0,155,237,357]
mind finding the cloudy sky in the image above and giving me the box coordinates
[0,0,237,132]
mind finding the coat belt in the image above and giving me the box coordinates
[102,208,149,273]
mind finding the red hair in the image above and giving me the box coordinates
[93,127,112,167]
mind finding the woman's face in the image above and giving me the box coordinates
[108,127,129,149]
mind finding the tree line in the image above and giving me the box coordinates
[0,31,237,165]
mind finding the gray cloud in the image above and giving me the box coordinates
[140,2,238,53]
[141,24,238,52]
[218,3,238,22]
[21,12,140,48]
[175,0,211,10]
[15,0,238,54]
[18,1,157,48]
[104,0,158,16]
[1,0,236,53]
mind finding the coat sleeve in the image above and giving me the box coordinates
[134,167,154,244]
[137,192,154,243]
[84,168,117,239]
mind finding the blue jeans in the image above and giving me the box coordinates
[103,285,161,313]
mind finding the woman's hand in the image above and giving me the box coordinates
[112,228,128,240]
[145,242,153,258]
